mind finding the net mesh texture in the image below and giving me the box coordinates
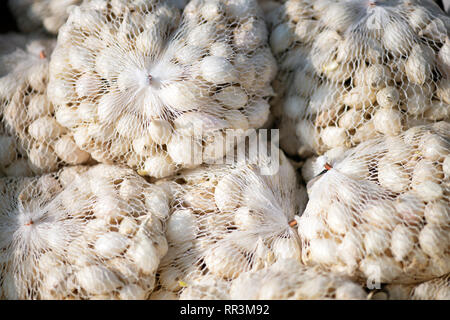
[298,123,449,284]
[0,33,92,177]
[0,164,169,299]
[47,0,277,179]
[270,0,449,157]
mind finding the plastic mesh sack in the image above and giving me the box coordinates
[0,34,92,177]
[0,164,169,300]
[150,147,308,299]
[8,0,83,34]
[270,0,450,157]
[47,0,277,179]
[297,122,450,284]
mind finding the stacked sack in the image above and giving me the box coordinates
[269,0,449,156]
[266,1,450,299]
[148,150,368,299]
[0,164,169,299]
[0,33,92,176]
[298,123,449,285]
[151,150,305,299]
[47,0,277,178]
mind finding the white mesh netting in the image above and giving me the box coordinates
[47,0,276,179]
[298,122,449,284]
[2,0,449,302]
[149,148,313,299]
[0,164,169,299]
[8,0,83,34]
[270,0,449,157]
[0,34,92,177]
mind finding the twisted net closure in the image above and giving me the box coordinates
[0,164,169,299]
[48,0,277,179]
[298,122,449,284]
[150,149,311,299]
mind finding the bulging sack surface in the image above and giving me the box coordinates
[48,0,277,179]
[271,0,449,157]
[0,164,169,299]
[298,122,450,284]
[0,34,92,177]
[150,149,310,299]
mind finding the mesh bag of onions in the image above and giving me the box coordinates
[47,0,277,179]
[269,0,450,157]
[0,34,92,177]
[297,122,450,284]
[8,0,83,34]
[0,164,169,299]
[149,148,314,299]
